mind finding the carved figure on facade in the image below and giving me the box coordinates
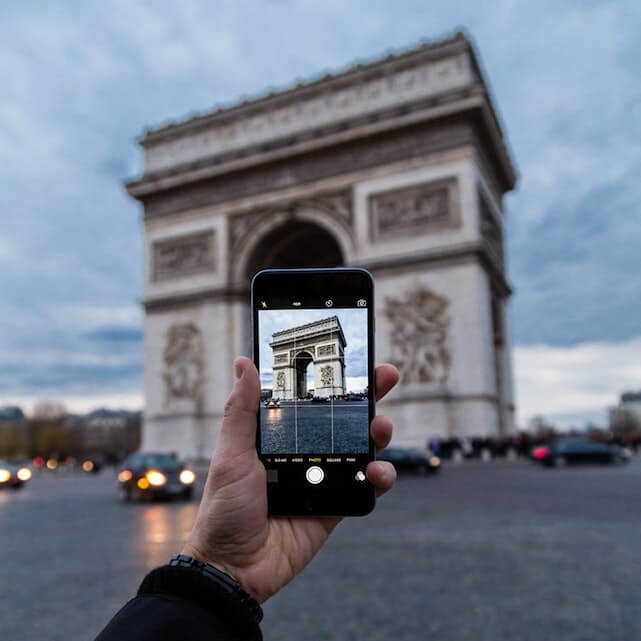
[276,371,286,390]
[385,286,450,385]
[320,365,334,386]
[163,323,205,406]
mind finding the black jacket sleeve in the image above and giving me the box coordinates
[95,565,262,641]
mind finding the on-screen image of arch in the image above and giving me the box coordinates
[258,309,369,454]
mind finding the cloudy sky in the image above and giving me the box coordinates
[258,309,368,392]
[1,1,639,425]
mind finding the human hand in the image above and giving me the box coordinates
[182,357,399,603]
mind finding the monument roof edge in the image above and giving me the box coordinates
[138,31,470,146]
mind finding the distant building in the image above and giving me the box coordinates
[0,406,25,423]
[610,390,641,427]
[65,409,142,457]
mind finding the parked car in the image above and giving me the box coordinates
[531,438,629,467]
[0,460,32,489]
[117,452,196,502]
[377,448,441,474]
[311,396,328,403]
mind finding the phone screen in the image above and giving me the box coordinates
[252,268,375,515]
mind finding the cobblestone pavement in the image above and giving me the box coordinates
[1,460,641,641]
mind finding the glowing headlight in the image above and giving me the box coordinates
[146,470,166,486]
[46,459,58,470]
[118,470,132,483]
[82,460,94,472]
[0,469,10,483]
[179,469,196,485]
[17,467,32,481]
[429,456,441,467]
[137,477,149,490]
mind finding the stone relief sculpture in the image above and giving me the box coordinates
[320,365,334,386]
[276,371,286,390]
[369,179,459,242]
[385,286,450,385]
[153,230,215,281]
[163,322,205,406]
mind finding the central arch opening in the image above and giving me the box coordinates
[293,350,313,399]
[245,220,344,279]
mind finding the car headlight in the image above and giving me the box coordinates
[0,469,10,483]
[146,470,166,486]
[137,477,149,490]
[429,456,441,467]
[118,469,133,483]
[17,467,32,481]
[46,459,58,470]
[179,469,196,485]
[82,460,94,472]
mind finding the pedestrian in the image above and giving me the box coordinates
[95,357,399,641]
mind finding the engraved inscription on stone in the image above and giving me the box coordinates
[320,365,334,386]
[385,286,450,385]
[369,178,459,242]
[153,230,215,281]
[274,353,288,364]
[163,322,205,405]
[317,344,336,357]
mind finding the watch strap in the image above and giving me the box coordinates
[168,553,263,624]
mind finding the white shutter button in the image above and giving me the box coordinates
[305,466,324,484]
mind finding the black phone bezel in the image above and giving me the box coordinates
[251,267,376,516]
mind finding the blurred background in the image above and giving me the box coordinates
[1,2,640,640]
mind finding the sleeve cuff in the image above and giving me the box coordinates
[138,565,262,640]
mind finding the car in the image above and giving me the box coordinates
[377,447,441,474]
[0,459,32,489]
[117,452,196,502]
[531,438,629,467]
[311,396,329,403]
[264,399,281,408]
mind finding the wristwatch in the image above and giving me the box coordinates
[169,553,263,624]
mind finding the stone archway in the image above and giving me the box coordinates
[270,316,346,400]
[293,350,313,398]
[243,219,344,280]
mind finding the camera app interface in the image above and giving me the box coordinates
[258,302,369,461]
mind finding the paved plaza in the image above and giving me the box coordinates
[1,460,641,641]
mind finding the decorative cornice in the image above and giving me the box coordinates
[135,119,480,220]
[124,31,516,196]
[139,32,471,145]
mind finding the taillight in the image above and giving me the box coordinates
[532,446,549,459]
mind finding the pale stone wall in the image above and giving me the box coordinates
[374,261,501,442]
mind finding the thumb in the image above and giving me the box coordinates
[216,356,261,458]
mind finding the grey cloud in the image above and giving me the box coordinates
[1,0,639,408]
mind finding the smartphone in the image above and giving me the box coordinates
[251,267,375,516]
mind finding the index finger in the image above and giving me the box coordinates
[375,364,399,401]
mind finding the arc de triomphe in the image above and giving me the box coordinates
[125,32,517,460]
[271,316,347,400]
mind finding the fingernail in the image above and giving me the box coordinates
[235,361,243,380]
